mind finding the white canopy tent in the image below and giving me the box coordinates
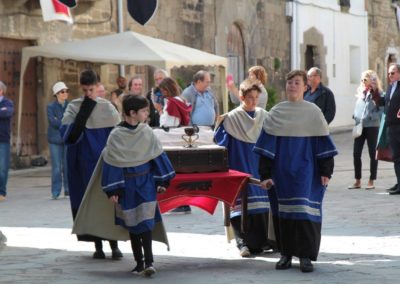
[17,31,228,154]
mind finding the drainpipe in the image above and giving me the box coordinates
[117,0,125,76]
[286,0,297,69]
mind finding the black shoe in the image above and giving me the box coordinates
[275,255,292,270]
[169,205,191,214]
[131,264,144,275]
[93,250,106,259]
[111,248,123,259]
[387,184,398,192]
[389,187,400,195]
[300,258,314,272]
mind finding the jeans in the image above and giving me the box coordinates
[49,143,69,198]
[0,143,10,197]
[353,126,379,180]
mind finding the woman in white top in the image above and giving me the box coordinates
[158,78,192,127]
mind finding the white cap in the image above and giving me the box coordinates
[52,81,68,95]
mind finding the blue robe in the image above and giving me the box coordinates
[102,153,175,234]
[61,123,113,216]
[215,124,269,217]
[254,130,338,259]
[215,110,270,251]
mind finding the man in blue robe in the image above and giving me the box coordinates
[254,70,338,273]
[215,79,270,257]
[61,69,121,259]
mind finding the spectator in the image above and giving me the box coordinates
[255,70,338,273]
[348,70,383,190]
[129,76,159,127]
[0,81,14,202]
[182,70,219,127]
[110,76,127,113]
[128,76,143,96]
[47,81,70,199]
[146,69,170,127]
[158,77,191,127]
[96,83,107,99]
[61,69,122,259]
[227,66,268,109]
[385,63,400,195]
[304,67,336,124]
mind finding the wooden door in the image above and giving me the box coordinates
[0,38,38,155]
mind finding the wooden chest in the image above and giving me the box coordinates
[164,145,229,173]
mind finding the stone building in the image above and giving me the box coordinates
[366,0,400,88]
[0,0,291,167]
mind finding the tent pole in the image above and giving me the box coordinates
[117,0,125,76]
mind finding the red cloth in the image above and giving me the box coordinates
[157,170,250,214]
[166,97,192,126]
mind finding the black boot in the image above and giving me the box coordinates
[109,240,123,260]
[300,258,314,272]
[275,255,292,270]
[93,240,105,259]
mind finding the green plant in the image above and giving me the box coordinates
[266,86,277,111]
[273,58,281,72]
[175,77,187,90]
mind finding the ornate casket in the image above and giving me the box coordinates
[153,126,229,173]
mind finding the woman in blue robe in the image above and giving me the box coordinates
[215,79,270,257]
[61,70,121,258]
[254,70,338,273]
[101,95,175,277]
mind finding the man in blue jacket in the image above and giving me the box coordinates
[0,81,14,201]
[47,81,70,199]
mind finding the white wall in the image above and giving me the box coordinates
[292,0,368,128]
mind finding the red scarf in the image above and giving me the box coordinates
[166,97,192,126]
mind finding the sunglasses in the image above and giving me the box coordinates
[58,89,69,94]
[388,72,397,75]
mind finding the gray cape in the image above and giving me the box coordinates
[220,106,267,143]
[72,123,170,250]
[263,100,329,137]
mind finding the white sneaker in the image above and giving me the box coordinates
[240,246,251,257]
[143,265,156,277]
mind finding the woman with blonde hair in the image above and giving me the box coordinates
[348,70,384,190]
[227,65,268,109]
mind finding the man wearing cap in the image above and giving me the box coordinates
[47,82,69,200]
[61,70,122,259]
[0,81,14,202]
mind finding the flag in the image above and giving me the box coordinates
[57,0,78,8]
[127,0,158,26]
[40,0,73,24]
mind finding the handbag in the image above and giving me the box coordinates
[376,147,393,162]
[352,121,363,138]
[352,94,369,139]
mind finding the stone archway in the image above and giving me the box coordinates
[300,27,328,84]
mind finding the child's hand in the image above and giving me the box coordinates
[157,186,166,193]
[260,179,274,190]
[109,195,119,204]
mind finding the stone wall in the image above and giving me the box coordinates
[367,0,400,88]
[0,0,290,157]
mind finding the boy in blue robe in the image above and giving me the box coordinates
[215,79,270,257]
[61,70,121,258]
[101,95,175,277]
[254,70,338,273]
